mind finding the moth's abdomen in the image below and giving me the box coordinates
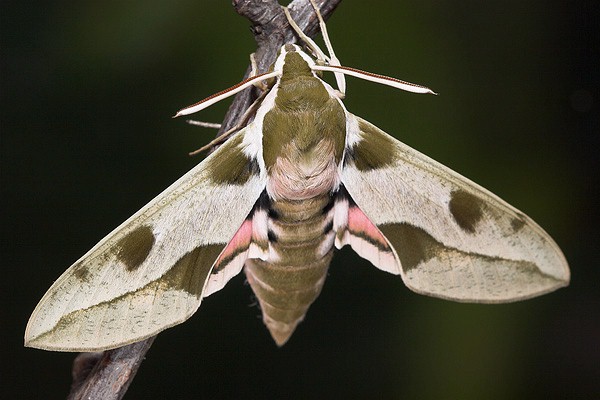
[244,192,335,346]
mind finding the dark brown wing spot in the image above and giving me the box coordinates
[379,223,436,271]
[164,244,224,297]
[114,225,155,271]
[206,134,259,185]
[350,120,397,171]
[511,213,526,231]
[449,190,485,234]
[72,262,90,281]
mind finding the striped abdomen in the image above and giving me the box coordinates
[244,192,335,346]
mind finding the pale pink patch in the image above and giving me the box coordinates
[216,219,253,264]
[348,206,389,248]
[251,209,269,242]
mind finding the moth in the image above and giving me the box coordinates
[25,2,569,351]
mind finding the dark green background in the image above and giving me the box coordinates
[2,1,598,399]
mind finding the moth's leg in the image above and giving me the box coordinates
[188,88,269,156]
[186,53,263,132]
[187,52,277,155]
[307,0,342,69]
[249,53,269,91]
[282,6,327,62]
[186,120,221,129]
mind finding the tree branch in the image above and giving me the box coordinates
[67,337,156,400]
[66,0,341,399]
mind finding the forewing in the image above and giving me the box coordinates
[25,126,266,351]
[340,114,569,303]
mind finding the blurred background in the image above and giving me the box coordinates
[2,0,598,398]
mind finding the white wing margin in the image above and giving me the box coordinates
[341,114,569,303]
[25,126,266,351]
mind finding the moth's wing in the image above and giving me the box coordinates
[25,126,266,351]
[337,114,569,303]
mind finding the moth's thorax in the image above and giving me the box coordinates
[262,52,346,201]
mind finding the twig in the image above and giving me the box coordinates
[66,0,341,398]
[67,337,156,400]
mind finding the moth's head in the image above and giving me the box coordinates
[274,44,317,81]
